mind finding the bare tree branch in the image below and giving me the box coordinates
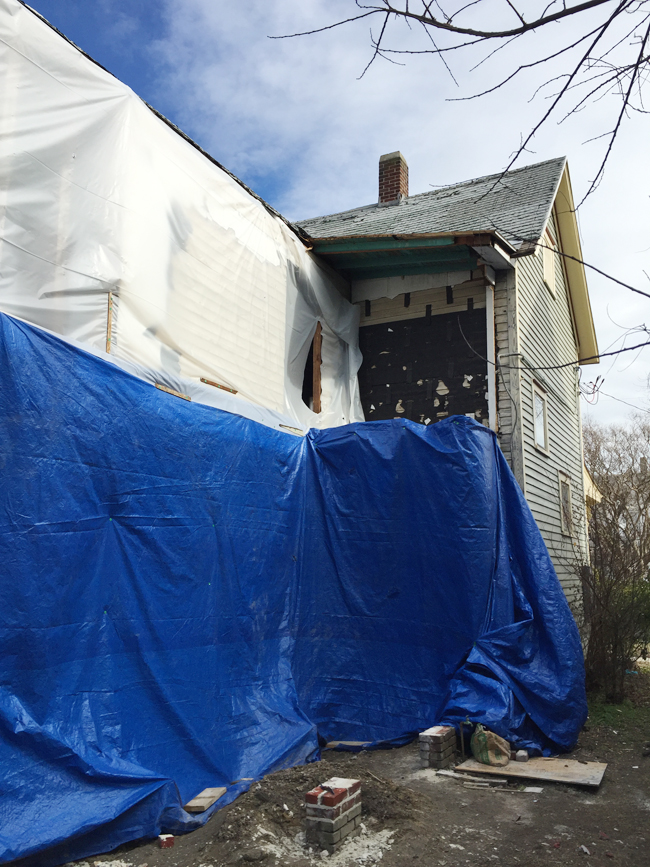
[580,21,650,201]
[273,1,649,203]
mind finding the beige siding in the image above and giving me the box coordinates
[514,212,588,606]
[494,268,524,486]
[356,278,486,326]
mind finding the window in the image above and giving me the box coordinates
[559,472,573,536]
[301,322,322,413]
[532,383,548,452]
[542,231,556,296]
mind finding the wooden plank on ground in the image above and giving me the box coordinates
[455,757,606,788]
[184,786,227,813]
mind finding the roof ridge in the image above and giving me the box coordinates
[297,156,566,226]
[408,155,566,200]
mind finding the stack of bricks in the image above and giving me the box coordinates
[378,151,409,204]
[305,777,362,853]
[419,725,456,769]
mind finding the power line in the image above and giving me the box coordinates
[457,316,650,371]
[494,230,650,301]
[596,390,650,414]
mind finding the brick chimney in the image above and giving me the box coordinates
[379,151,408,205]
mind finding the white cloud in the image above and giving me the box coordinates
[147,0,650,425]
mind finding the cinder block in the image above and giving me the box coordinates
[306,802,362,834]
[326,824,361,855]
[428,755,454,769]
[338,817,357,839]
[430,743,456,759]
[420,725,456,745]
[315,827,342,846]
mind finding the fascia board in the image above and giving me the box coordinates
[553,164,599,364]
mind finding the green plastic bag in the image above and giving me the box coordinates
[470,724,511,767]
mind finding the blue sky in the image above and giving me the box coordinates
[18,1,650,422]
[25,2,166,103]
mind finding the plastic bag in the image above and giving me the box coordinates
[470,724,510,766]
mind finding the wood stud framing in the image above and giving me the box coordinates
[312,321,322,414]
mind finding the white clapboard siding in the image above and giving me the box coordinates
[513,211,588,604]
[357,279,486,327]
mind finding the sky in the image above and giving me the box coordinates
[23,0,650,426]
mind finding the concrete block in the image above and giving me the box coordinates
[315,827,342,846]
[427,743,456,759]
[420,725,456,744]
[306,802,362,834]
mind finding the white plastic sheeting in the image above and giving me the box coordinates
[0,0,363,430]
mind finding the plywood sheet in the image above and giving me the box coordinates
[358,307,489,424]
[455,757,606,788]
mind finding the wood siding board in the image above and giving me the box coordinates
[514,210,589,601]
[357,282,486,327]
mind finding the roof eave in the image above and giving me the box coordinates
[306,229,517,256]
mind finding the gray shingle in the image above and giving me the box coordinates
[296,157,566,251]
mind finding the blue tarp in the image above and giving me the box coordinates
[0,312,587,865]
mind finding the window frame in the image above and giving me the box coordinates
[532,382,549,454]
[558,471,574,537]
[301,321,322,414]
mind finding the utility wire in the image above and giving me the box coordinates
[596,390,650,414]
[457,316,650,371]
[493,230,650,301]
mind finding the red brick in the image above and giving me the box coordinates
[305,786,324,805]
[322,787,348,807]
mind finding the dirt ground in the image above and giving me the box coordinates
[68,669,649,867]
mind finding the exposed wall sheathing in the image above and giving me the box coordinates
[356,282,489,424]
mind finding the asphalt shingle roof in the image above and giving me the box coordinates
[297,157,566,251]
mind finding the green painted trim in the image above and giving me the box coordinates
[320,246,474,270]
[337,258,477,280]
[312,236,456,254]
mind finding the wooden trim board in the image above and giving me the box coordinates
[455,757,606,788]
[155,383,191,401]
[184,786,227,813]
[106,292,113,354]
